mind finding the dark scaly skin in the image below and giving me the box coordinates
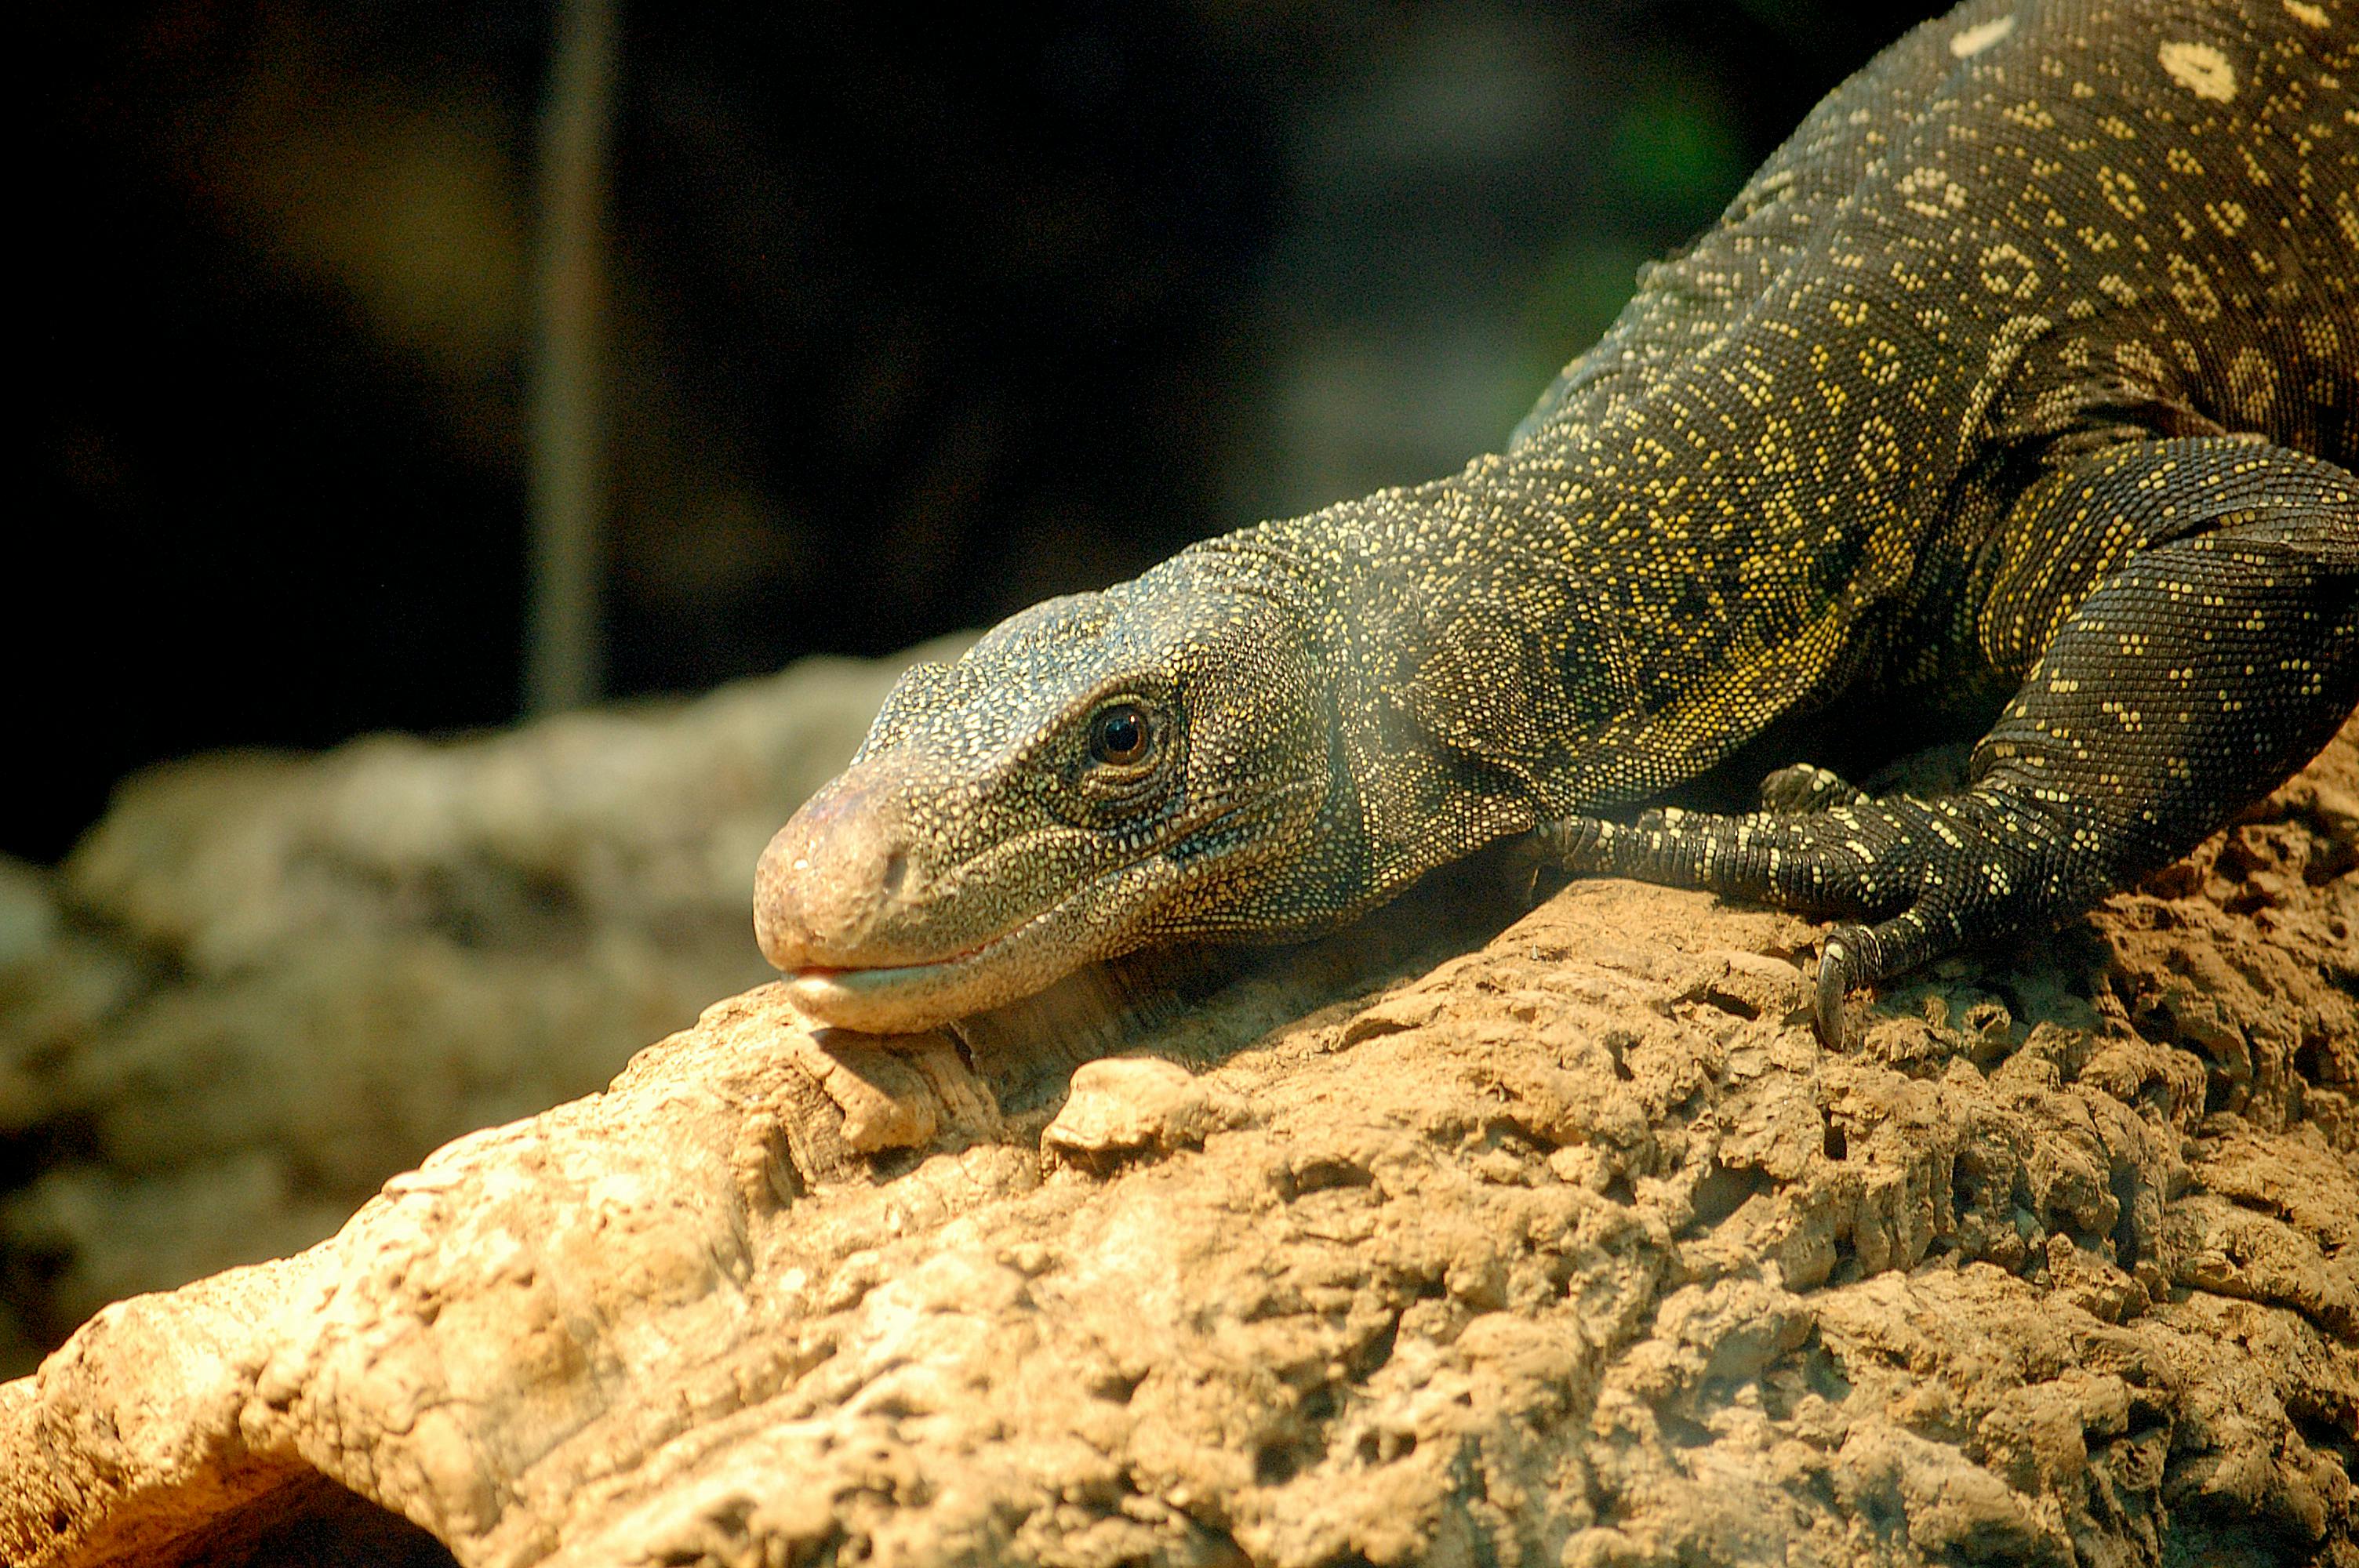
[756,0,2359,1043]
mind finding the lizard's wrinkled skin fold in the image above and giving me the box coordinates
[758,0,2358,1044]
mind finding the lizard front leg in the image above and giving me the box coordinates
[1537,437,2359,1047]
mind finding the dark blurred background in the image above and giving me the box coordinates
[22,0,1925,866]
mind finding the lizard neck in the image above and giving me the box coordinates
[1191,493,1558,927]
[1232,429,1903,879]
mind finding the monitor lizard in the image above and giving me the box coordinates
[754,0,2358,1048]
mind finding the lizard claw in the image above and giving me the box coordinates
[1813,933,1855,1050]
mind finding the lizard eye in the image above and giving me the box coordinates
[1088,702,1154,767]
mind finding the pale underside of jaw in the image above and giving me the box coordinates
[780,856,1173,1034]
[783,954,1032,1036]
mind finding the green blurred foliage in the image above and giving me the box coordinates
[1514,244,1659,406]
[1502,73,1750,426]
[1608,85,1749,226]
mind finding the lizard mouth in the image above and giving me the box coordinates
[778,857,1161,1033]
[774,789,1304,1034]
[780,894,1082,1029]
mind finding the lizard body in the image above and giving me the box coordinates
[757,0,2359,1043]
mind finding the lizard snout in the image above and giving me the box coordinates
[754,768,918,972]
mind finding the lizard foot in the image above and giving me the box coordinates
[1759,764,1868,814]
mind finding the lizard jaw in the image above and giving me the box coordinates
[765,786,1321,1034]
[776,858,1168,1033]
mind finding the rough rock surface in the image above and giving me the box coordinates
[5,717,2354,1566]
[0,643,961,1372]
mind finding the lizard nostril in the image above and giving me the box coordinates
[754,761,929,971]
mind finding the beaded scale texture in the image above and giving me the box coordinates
[756,0,2359,1043]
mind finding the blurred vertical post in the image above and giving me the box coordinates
[526,0,620,714]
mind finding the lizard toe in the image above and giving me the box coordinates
[1814,928,1864,1051]
[1760,764,1868,814]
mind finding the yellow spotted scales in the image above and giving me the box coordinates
[756,0,2358,1045]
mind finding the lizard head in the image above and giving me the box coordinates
[754,542,1333,1033]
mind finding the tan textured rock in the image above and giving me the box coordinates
[4,721,2354,1568]
[1041,1057,1250,1163]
